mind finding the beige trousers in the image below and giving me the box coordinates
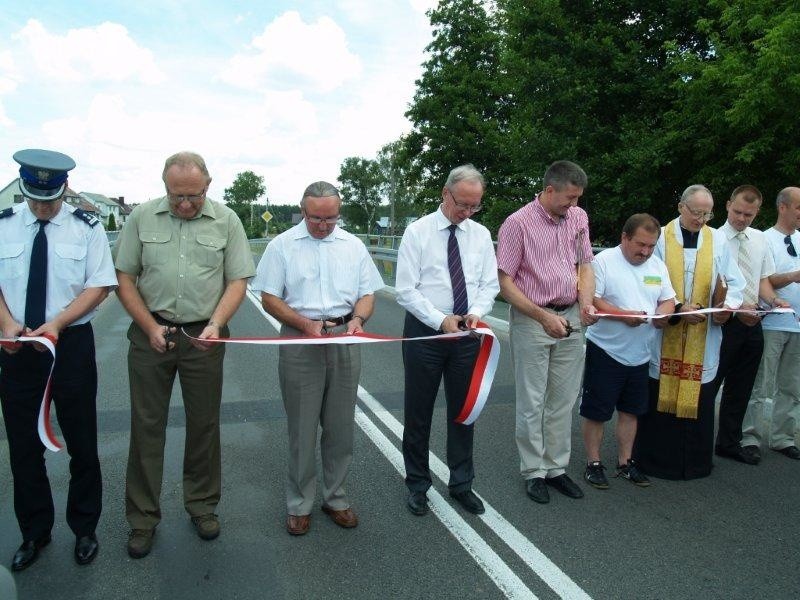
[510,304,585,479]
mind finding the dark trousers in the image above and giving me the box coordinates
[401,313,480,493]
[710,317,764,452]
[0,323,101,541]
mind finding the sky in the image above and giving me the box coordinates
[0,0,436,206]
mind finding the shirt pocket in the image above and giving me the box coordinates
[194,235,227,268]
[139,230,171,266]
[0,243,25,279]
[54,243,87,281]
[462,251,486,285]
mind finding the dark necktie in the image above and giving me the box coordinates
[25,219,49,329]
[447,224,468,316]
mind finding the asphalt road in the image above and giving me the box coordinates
[1,288,799,600]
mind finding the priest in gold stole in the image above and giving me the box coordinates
[634,185,745,479]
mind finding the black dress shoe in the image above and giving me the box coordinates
[11,535,51,571]
[776,446,800,460]
[715,445,759,465]
[742,445,761,462]
[525,478,549,504]
[546,474,584,499]
[75,534,99,565]
[449,489,485,515]
[407,491,429,516]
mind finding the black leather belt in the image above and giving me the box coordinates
[545,303,573,312]
[151,312,208,328]
[316,312,353,326]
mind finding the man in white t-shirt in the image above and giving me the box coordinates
[742,187,800,460]
[581,214,676,489]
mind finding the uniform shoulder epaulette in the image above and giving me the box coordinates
[0,207,13,219]
[73,208,100,227]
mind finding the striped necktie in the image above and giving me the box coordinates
[25,219,49,329]
[736,231,758,305]
[447,224,468,316]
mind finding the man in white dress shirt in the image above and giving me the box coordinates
[708,186,787,465]
[396,164,499,517]
[252,181,383,536]
[742,187,800,461]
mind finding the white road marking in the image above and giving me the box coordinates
[244,287,589,599]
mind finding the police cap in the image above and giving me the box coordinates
[13,148,76,201]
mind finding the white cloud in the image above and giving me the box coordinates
[409,0,438,15]
[14,19,165,84]
[220,11,361,93]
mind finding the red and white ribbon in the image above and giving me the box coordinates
[0,334,62,452]
[184,323,500,425]
[595,307,795,319]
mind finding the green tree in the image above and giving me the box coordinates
[664,0,800,229]
[338,157,383,232]
[223,170,267,238]
[107,212,117,231]
[377,139,418,235]
[404,0,509,217]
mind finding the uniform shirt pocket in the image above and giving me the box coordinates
[54,243,87,281]
[0,243,25,279]
[139,230,171,266]
[194,235,227,268]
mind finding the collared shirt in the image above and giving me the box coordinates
[252,221,384,319]
[648,221,745,383]
[762,227,800,333]
[114,196,255,323]
[720,221,775,287]
[0,202,117,327]
[395,207,499,330]
[496,196,594,306]
[587,246,675,366]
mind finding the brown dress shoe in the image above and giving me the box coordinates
[286,514,311,536]
[321,505,358,528]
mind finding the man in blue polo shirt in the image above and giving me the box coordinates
[581,214,675,489]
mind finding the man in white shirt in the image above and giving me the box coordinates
[396,164,499,517]
[742,187,800,461]
[581,214,675,490]
[708,186,787,465]
[252,181,384,536]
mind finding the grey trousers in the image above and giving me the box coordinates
[278,324,361,515]
[742,329,800,450]
[510,304,585,479]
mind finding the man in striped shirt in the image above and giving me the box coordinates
[497,160,598,504]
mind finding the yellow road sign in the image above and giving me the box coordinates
[261,210,273,223]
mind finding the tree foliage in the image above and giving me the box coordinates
[337,0,800,242]
[338,157,384,232]
[223,170,267,238]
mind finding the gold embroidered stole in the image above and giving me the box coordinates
[658,221,713,419]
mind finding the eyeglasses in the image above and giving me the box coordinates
[305,215,340,225]
[447,189,482,213]
[681,203,714,221]
[167,189,206,203]
[785,235,797,257]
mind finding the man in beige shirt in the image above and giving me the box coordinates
[113,151,255,559]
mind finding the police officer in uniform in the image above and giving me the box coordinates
[0,149,117,570]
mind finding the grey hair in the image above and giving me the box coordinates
[776,187,795,208]
[162,151,211,183]
[301,181,341,207]
[679,184,712,205]
[543,160,588,190]
[445,164,485,191]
